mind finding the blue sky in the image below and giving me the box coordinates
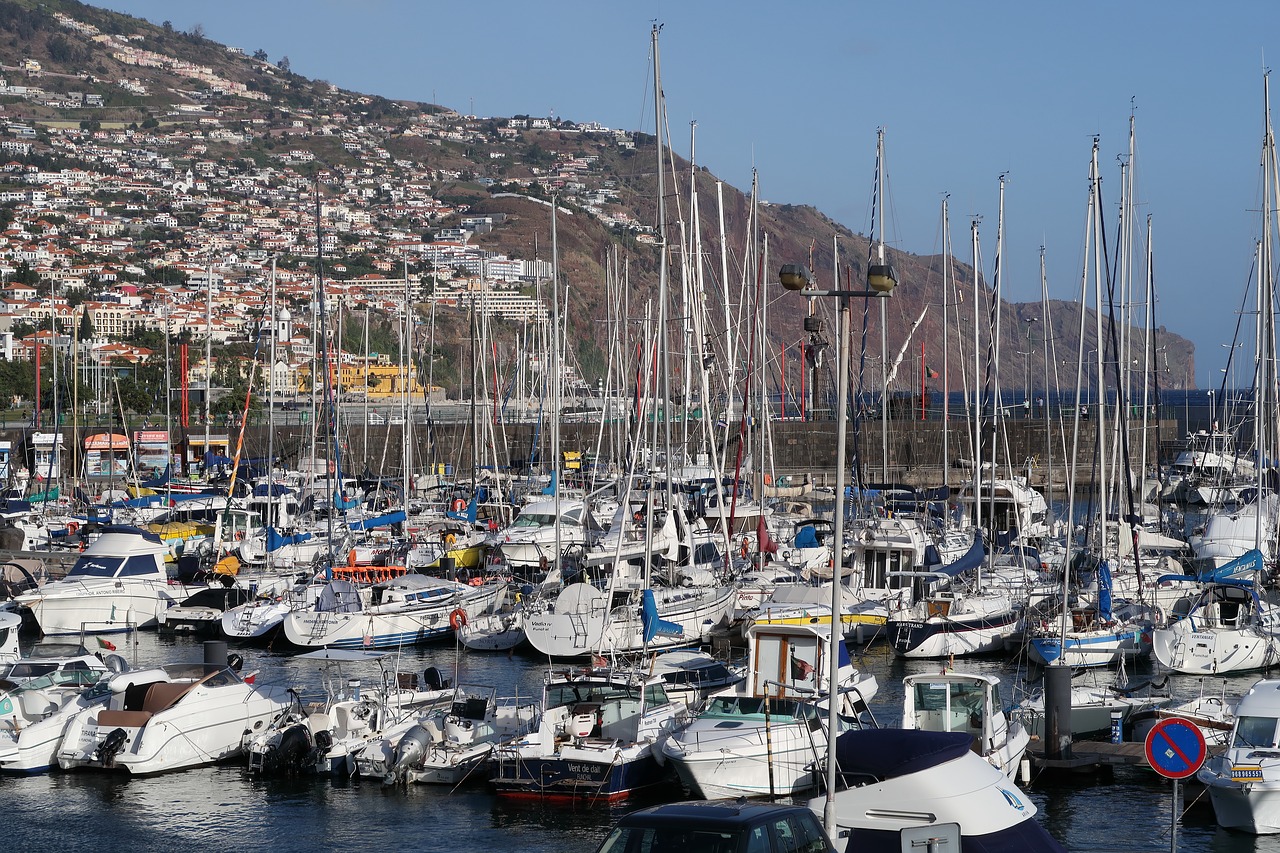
[95,1,1280,387]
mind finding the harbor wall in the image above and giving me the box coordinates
[3,417,1178,493]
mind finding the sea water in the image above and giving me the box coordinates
[4,630,1280,853]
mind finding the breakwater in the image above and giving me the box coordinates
[5,416,1179,492]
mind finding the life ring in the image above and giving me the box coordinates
[443,532,456,547]
[451,498,466,512]
[449,608,468,630]
[67,521,78,535]
[235,531,244,541]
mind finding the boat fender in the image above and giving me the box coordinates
[449,608,468,630]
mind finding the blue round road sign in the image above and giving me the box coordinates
[1144,718,1207,780]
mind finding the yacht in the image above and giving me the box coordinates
[1199,679,1280,833]
[660,621,878,799]
[813,728,1066,851]
[14,527,193,635]
[1151,579,1280,675]
[900,670,1030,777]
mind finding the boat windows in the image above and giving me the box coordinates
[511,513,557,529]
[643,684,669,708]
[119,556,160,578]
[67,556,126,579]
[1233,715,1280,749]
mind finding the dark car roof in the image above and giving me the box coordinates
[616,801,818,830]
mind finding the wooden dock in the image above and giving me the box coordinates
[1030,741,1224,772]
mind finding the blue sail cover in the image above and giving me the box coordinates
[1097,560,1113,623]
[333,491,360,510]
[935,531,985,578]
[141,464,172,488]
[253,483,294,497]
[1198,548,1264,582]
[640,589,683,642]
[265,526,314,552]
[348,510,406,531]
[541,470,558,496]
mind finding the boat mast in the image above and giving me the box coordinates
[875,128,889,481]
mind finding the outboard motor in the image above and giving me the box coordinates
[423,667,450,691]
[266,722,315,775]
[95,728,128,767]
[383,724,433,785]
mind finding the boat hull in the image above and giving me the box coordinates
[491,750,668,801]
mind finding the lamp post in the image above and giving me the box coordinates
[780,261,896,836]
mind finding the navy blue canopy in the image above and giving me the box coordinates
[835,729,974,782]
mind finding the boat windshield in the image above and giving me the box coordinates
[511,513,557,529]
[67,555,158,579]
[1233,715,1280,749]
[545,682,638,710]
[6,668,101,691]
[704,695,814,720]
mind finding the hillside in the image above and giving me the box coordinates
[0,0,1194,406]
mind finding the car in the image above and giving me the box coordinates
[594,800,835,853]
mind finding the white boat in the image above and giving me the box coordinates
[1130,685,1236,748]
[901,670,1030,777]
[14,526,193,635]
[1027,599,1158,668]
[0,642,112,686]
[888,586,1022,659]
[245,649,455,777]
[456,584,526,651]
[490,664,688,801]
[486,499,603,570]
[355,684,538,785]
[1151,579,1280,675]
[813,728,1065,851]
[157,584,257,637]
[660,621,878,799]
[1017,676,1171,740]
[220,579,323,642]
[0,657,129,773]
[1199,679,1280,833]
[648,649,744,708]
[523,582,734,658]
[57,661,292,775]
[281,573,500,650]
[0,610,19,665]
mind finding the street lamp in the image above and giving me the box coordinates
[781,261,896,830]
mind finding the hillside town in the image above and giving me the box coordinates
[0,7,658,417]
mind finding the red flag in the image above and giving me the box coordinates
[96,637,117,651]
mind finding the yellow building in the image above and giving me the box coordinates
[296,358,426,399]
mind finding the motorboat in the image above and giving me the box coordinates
[1130,682,1237,748]
[900,670,1030,777]
[1016,673,1171,740]
[812,728,1066,851]
[1199,679,1280,833]
[57,660,292,775]
[281,573,500,649]
[245,649,455,777]
[0,655,129,773]
[490,664,688,801]
[647,649,744,708]
[0,642,111,687]
[486,499,603,570]
[0,610,18,665]
[158,584,257,637]
[14,526,193,635]
[660,621,879,799]
[355,684,538,785]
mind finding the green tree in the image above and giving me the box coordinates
[78,310,94,341]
